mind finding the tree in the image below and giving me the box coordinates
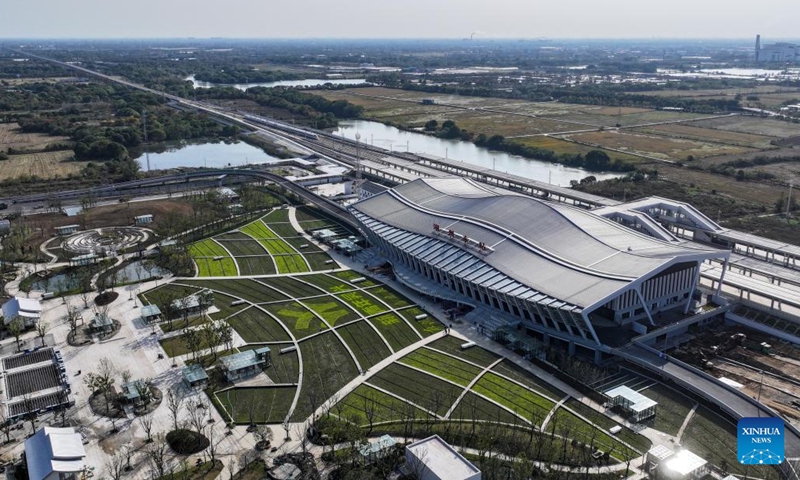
[21,393,38,435]
[423,119,438,131]
[146,433,170,479]
[202,323,220,360]
[166,389,184,431]
[65,306,82,334]
[585,150,611,171]
[79,284,92,309]
[0,405,11,444]
[217,321,234,353]
[108,451,127,480]
[183,328,202,362]
[138,412,155,443]
[84,358,117,431]
[35,319,49,347]
[7,318,24,352]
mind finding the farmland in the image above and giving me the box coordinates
[0,150,87,181]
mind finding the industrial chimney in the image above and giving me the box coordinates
[755,34,761,62]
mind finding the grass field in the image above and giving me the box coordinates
[369,363,462,416]
[299,274,355,293]
[634,123,777,149]
[188,239,238,277]
[336,290,390,316]
[226,306,291,343]
[398,307,444,337]
[304,297,359,326]
[512,136,643,163]
[427,336,500,367]
[260,276,324,298]
[337,321,392,370]
[292,332,359,421]
[472,372,554,425]
[563,399,651,454]
[366,286,413,309]
[336,384,426,425]
[182,278,288,304]
[263,301,329,339]
[365,313,421,351]
[491,361,566,401]
[0,122,70,152]
[639,382,695,436]
[215,386,296,423]
[399,348,483,386]
[693,116,800,138]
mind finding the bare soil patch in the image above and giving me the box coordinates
[0,123,71,152]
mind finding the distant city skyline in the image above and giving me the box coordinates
[4,0,800,40]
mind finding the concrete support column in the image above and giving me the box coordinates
[568,342,576,356]
[594,349,603,364]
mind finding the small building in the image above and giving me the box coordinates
[604,385,657,422]
[134,214,154,225]
[217,187,240,203]
[61,206,83,217]
[69,253,98,267]
[405,435,481,480]
[55,224,80,236]
[311,228,339,242]
[331,238,362,256]
[182,364,209,389]
[141,304,162,323]
[2,297,42,328]
[219,347,271,382]
[422,98,436,105]
[646,446,708,480]
[24,426,86,480]
[120,380,151,406]
[88,313,114,335]
[0,219,10,235]
[358,434,396,465]
[228,203,245,214]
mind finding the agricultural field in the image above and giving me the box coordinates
[566,131,755,161]
[511,136,643,164]
[633,123,777,149]
[693,116,800,138]
[0,150,87,181]
[0,122,70,152]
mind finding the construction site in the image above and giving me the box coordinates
[673,320,800,428]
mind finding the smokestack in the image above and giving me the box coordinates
[755,34,761,62]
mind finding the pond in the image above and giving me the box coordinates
[186,75,368,91]
[29,272,80,294]
[112,260,170,284]
[332,120,619,186]
[133,140,281,171]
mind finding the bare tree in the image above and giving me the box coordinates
[204,423,220,470]
[187,399,208,434]
[0,406,11,444]
[183,328,202,362]
[108,451,127,480]
[202,322,219,360]
[35,319,49,346]
[7,318,24,352]
[146,433,170,479]
[122,444,135,471]
[121,369,132,386]
[84,358,117,430]
[21,393,38,435]
[363,391,378,435]
[166,389,184,431]
[227,460,237,480]
[137,413,155,443]
[65,306,82,334]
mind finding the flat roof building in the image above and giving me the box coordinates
[646,446,708,480]
[2,297,42,327]
[141,304,162,323]
[134,214,153,225]
[605,385,657,422]
[55,224,80,236]
[25,426,86,480]
[351,178,727,351]
[182,364,209,389]
[219,347,271,381]
[405,435,481,480]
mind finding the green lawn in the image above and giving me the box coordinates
[182,279,288,304]
[335,384,427,426]
[548,408,639,461]
[239,344,299,384]
[299,274,356,293]
[159,333,210,357]
[427,335,500,367]
[292,332,359,421]
[273,254,310,274]
[450,391,522,424]
[365,313,421,352]
[337,320,392,370]
[215,386,296,424]
[398,307,444,337]
[491,360,566,401]
[333,270,377,287]
[337,290,390,316]
[564,399,651,454]
[305,252,337,271]
[139,284,201,307]
[234,256,277,276]
[259,276,324,299]
[365,286,413,309]
[639,382,695,436]
[227,307,292,343]
[262,208,290,223]
[216,232,269,256]
[189,239,238,277]
[369,363,462,417]
[305,297,359,326]
[472,372,554,425]
[399,348,483,387]
[263,301,328,339]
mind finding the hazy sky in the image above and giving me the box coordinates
[4,0,799,39]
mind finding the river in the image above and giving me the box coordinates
[332,120,619,186]
[186,75,368,91]
[133,140,281,171]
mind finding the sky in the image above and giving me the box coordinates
[3,0,800,40]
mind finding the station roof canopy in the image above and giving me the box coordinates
[351,177,725,310]
[141,305,161,318]
[605,385,657,413]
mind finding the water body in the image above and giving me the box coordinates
[113,260,170,284]
[30,273,77,294]
[186,75,368,91]
[332,120,619,186]
[134,140,280,170]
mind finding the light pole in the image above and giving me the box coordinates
[757,369,764,417]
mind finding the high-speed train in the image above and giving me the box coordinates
[242,115,319,140]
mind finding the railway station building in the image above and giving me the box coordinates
[350,178,729,358]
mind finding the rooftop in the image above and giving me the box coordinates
[25,427,86,480]
[605,385,657,413]
[406,435,480,480]
[141,304,161,317]
[352,177,724,310]
[220,349,268,372]
[182,364,209,383]
[663,449,707,476]
[2,297,42,320]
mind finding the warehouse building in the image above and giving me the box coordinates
[350,178,728,357]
